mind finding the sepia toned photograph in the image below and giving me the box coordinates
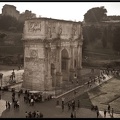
[0,2,120,118]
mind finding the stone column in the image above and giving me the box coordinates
[44,47,53,91]
[69,45,75,81]
[77,43,82,79]
[56,47,62,87]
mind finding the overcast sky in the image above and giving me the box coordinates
[0,2,120,21]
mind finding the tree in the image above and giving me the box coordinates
[0,15,24,32]
[101,28,108,48]
[83,25,101,44]
[112,27,120,53]
[84,6,107,22]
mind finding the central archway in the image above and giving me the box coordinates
[61,49,69,81]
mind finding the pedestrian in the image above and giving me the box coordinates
[76,79,78,84]
[104,109,106,118]
[71,100,75,111]
[32,111,36,118]
[71,112,74,118]
[73,110,76,118]
[108,104,111,114]
[6,101,8,109]
[25,111,28,118]
[95,105,98,111]
[17,100,20,108]
[36,111,39,118]
[30,98,34,106]
[88,81,90,87]
[8,101,10,109]
[77,100,80,108]
[111,108,114,118]
[62,103,64,112]
[68,102,71,111]
[14,101,16,109]
[18,91,21,98]
[71,79,73,84]
[62,97,65,105]
[40,112,43,118]
[28,111,32,118]
[96,110,99,118]
[12,96,15,103]
[24,96,26,102]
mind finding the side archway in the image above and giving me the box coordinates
[61,48,70,81]
[51,63,56,87]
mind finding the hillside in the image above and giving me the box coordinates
[0,30,23,56]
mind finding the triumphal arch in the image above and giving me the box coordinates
[22,17,83,93]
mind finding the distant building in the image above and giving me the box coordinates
[104,15,120,21]
[2,4,20,20]
[18,10,36,22]
[2,4,36,22]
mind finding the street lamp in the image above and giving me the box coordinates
[0,73,3,100]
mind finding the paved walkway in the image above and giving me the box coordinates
[0,68,120,118]
[0,91,102,118]
[0,100,6,116]
[99,110,120,118]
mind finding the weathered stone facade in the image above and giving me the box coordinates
[22,18,83,92]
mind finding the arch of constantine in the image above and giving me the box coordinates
[22,18,83,94]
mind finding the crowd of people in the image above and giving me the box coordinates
[23,90,52,105]
[4,89,46,118]
[25,111,43,118]
[57,67,118,118]
[91,104,114,118]
[1,67,119,118]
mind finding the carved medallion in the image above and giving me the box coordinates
[30,49,38,58]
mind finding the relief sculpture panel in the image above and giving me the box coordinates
[28,21,41,32]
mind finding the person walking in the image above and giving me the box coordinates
[28,111,32,118]
[18,91,21,98]
[71,112,74,118]
[77,100,80,109]
[108,104,111,114]
[62,97,65,105]
[25,111,28,118]
[68,102,71,111]
[96,110,99,118]
[32,111,36,118]
[62,103,64,112]
[104,109,106,118]
[6,101,8,109]
[73,110,76,118]
[8,101,11,109]
[36,111,39,118]
[40,112,43,118]
[111,108,114,118]
[30,98,34,106]
[17,100,20,108]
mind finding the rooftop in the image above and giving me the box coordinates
[26,17,82,24]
